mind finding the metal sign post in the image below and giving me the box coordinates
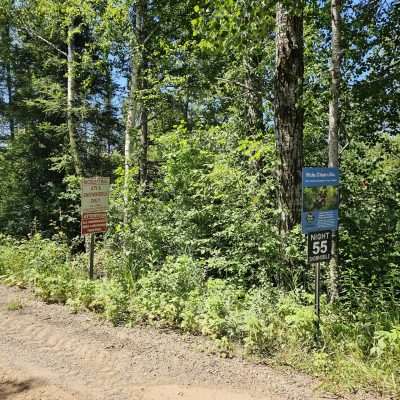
[307,230,333,340]
[314,262,321,341]
[81,177,110,279]
[302,167,340,343]
[307,232,333,341]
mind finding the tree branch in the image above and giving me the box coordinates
[143,26,158,45]
[12,12,67,57]
[217,77,257,93]
[20,25,67,57]
[217,77,273,102]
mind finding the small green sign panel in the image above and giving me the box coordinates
[307,231,332,264]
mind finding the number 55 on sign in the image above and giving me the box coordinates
[307,231,333,264]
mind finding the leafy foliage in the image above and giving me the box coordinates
[1,236,399,395]
[0,0,400,396]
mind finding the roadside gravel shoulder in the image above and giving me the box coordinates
[0,284,381,400]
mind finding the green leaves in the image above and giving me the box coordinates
[340,135,400,313]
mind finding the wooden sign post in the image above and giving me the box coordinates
[81,177,110,279]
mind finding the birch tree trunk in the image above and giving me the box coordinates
[275,2,304,233]
[139,106,148,186]
[67,24,82,177]
[136,0,148,189]
[244,54,264,137]
[105,66,113,155]
[6,62,14,139]
[5,22,14,140]
[244,54,265,174]
[1,11,14,140]
[328,0,342,302]
[123,70,135,225]
[123,0,147,224]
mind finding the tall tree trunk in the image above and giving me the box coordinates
[6,28,14,139]
[244,55,264,137]
[243,54,265,174]
[275,1,304,233]
[3,17,14,139]
[105,66,113,155]
[67,24,82,177]
[6,60,14,139]
[123,0,148,224]
[136,0,148,189]
[123,71,135,225]
[328,0,342,303]
[139,107,148,186]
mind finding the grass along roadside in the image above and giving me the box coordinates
[0,234,398,397]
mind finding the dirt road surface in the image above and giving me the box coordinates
[0,284,377,400]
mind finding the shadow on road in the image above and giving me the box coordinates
[0,377,40,399]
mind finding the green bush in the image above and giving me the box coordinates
[340,136,400,313]
[199,279,245,339]
[66,279,97,312]
[130,256,203,324]
[1,236,400,396]
[90,280,129,325]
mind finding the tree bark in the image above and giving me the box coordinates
[5,22,14,140]
[244,55,264,137]
[275,2,304,233]
[123,71,135,225]
[136,0,148,189]
[328,0,342,303]
[123,0,148,224]
[67,24,83,177]
[243,54,265,174]
[2,13,14,140]
[6,62,14,139]
[139,106,148,186]
[105,66,114,154]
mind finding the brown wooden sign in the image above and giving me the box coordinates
[81,177,110,235]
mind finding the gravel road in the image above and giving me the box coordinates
[0,284,379,400]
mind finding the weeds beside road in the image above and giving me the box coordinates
[0,235,398,398]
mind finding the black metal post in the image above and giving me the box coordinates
[89,233,95,279]
[314,262,321,342]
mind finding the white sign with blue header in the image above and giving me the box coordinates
[302,167,339,234]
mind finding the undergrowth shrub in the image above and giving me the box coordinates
[91,280,129,325]
[199,279,245,339]
[130,256,203,324]
[31,265,76,303]
[1,236,400,396]
[66,279,97,311]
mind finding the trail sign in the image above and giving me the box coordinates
[302,168,339,343]
[307,230,332,264]
[81,177,110,235]
[81,212,108,235]
[302,167,339,234]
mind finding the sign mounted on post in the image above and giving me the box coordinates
[81,177,110,235]
[302,167,339,234]
[307,230,332,264]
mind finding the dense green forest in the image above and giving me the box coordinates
[0,0,399,396]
